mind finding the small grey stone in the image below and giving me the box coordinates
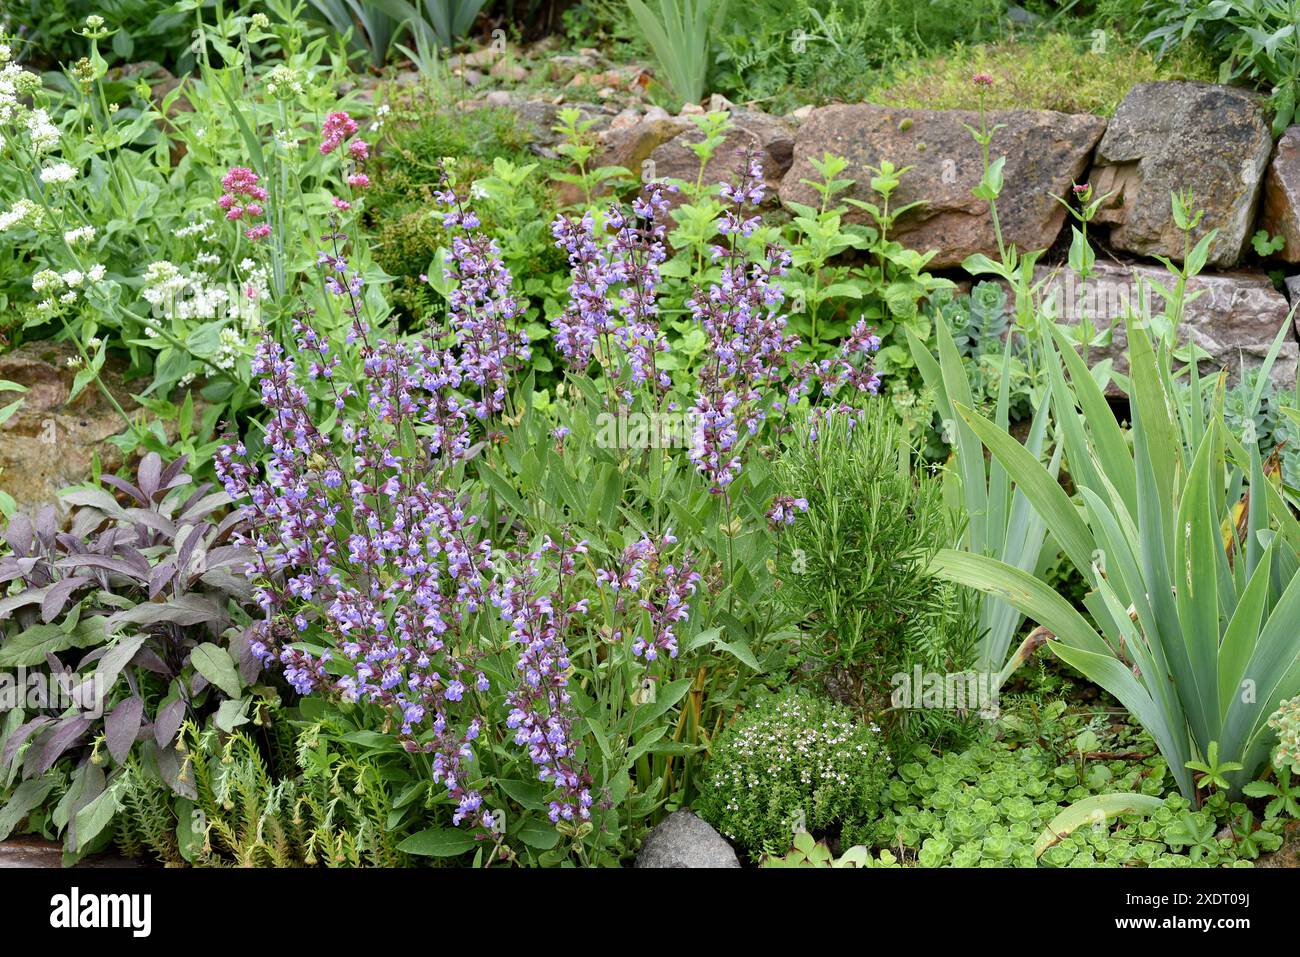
[635,811,740,868]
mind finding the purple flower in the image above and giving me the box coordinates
[766,496,809,529]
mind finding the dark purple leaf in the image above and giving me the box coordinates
[64,762,105,852]
[93,633,147,694]
[37,716,94,773]
[99,473,145,506]
[205,545,255,571]
[2,717,54,766]
[0,584,52,619]
[108,594,221,633]
[40,575,94,623]
[200,567,254,602]
[60,487,129,521]
[148,558,178,599]
[137,452,163,503]
[178,492,229,525]
[104,697,144,764]
[159,456,190,493]
[113,545,153,577]
[175,525,204,582]
[213,510,247,544]
[2,514,33,555]
[53,554,149,581]
[130,645,171,676]
[34,505,57,545]
[124,507,177,538]
[233,629,262,684]
[153,698,186,749]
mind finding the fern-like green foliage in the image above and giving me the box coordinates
[113,721,410,867]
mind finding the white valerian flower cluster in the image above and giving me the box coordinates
[140,258,267,371]
[175,217,216,241]
[64,225,96,244]
[265,64,305,99]
[0,43,39,126]
[26,108,59,153]
[31,263,107,312]
[0,198,41,232]
[39,162,77,184]
[216,261,269,370]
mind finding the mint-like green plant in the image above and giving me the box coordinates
[1243,766,1300,820]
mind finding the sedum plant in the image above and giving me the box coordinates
[934,314,1300,799]
[0,453,262,856]
[1267,695,1300,777]
[760,830,898,868]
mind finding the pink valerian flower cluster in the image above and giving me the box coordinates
[596,531,700,661]
[320,111,358,154]
[319,111,372,210]
[496,533,593,823]
[434,184,531,418]
[219,167,271,241]
[550,182,675,402]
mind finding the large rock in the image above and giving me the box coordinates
[778,104,1106,268]
[1034,261,1298,391]
[648,108,796,209]
[596,107,692,179]
[1260,125,1300,262]
[1091,82,1272,268]
[0,343,176,515]
[634,811,740,868]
